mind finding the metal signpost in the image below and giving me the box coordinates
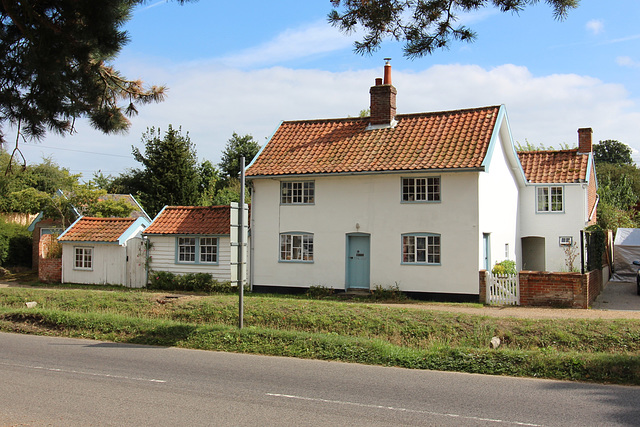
[230,157,248,329]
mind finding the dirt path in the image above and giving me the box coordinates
[381,302,640,320]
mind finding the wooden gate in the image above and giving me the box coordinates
[126,238,147,288]
[486,273,519,305]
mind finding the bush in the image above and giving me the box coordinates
[0,219,32,267]
[370,284,406,301]
[148,271,235,293]
[492,260,517,276]
[306,285,335,299]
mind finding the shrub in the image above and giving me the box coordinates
[492,260,517,276]
[306,285,335,299]
[148,271,179,290]
[370,283,405,301]
[0,219,32,267]
[148,271,235,293]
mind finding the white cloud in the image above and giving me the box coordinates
[586,19,604,35]
[616,56,640,68]
[36,63,640,179]
[220,21,357,68]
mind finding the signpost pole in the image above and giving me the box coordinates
[238,157,245,329]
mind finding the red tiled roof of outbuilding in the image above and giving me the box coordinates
[144,206,231,235]
[246,106,501,177]
[518,149,590,183]
[58,217,137,242]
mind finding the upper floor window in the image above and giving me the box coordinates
[402,234,441,265]
[537,186,563,212]
[74,247,93,270]
[280,233,314,262]
[177,236,219,264]
[402,177,440,202]
[281,181,315,204]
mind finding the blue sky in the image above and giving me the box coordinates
[15,0,640,177]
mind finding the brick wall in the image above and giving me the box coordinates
[39,258,61,283]
[479,270,487,303]
[38,234,61,283]
[480,269,604,309]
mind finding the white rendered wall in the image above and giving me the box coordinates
[62,243,126,285]
[478,127,521,271]
[147,235,232,281]
[250,172,481,294]
[519,184,587,272]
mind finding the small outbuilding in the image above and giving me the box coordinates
[610,228,640,282]
[58,216,150,287]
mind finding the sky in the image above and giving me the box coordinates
[11,0,640,179]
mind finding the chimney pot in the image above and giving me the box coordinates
[577,128,593,153]
[375,78,382,86]
[383,58,392,85]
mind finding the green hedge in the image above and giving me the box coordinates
[0,219,32,267]
[148,271,235,293]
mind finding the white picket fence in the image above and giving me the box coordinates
[486,273,519,306]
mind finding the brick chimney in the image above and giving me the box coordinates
[577,128,593,153]
[369,59,397,128]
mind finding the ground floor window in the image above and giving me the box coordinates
[177,236,219,264]
[280,233,314,262]
[402,234,440,264]
[74,247,93,270]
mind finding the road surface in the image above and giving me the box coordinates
[1,332,639,426]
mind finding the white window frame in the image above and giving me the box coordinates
[199,237,218,263]
[279,233,314,262]
[537,186,564,213]
[281,181,315,205]
[402,177,440,202]
[401,233,441,265]
[74,247,93,270]
[176,236,219,265]
[559,236,573,246]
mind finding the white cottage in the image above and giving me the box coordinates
[246,62,527,298]
[143,206,234,281]
[58,216,150,287]
[518,130,598,272]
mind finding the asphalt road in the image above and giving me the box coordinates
[1,332,639,427]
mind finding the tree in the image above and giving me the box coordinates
[593,140,634,165]
[219,133,261,179]
[329,0,578,58]
[0,1,192,146]
[131,125,201,216]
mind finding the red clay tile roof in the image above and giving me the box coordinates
[58,217,137,242]
[518,149,589,183]
[144,206,231,235]
[246,106,501,176]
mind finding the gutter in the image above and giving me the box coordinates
[247,167,486,180]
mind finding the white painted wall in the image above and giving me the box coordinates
[147,235,232,281]
[250,172,481,294]
[519,183,587,272]
[478,124,522,271]
[61,243,127,285]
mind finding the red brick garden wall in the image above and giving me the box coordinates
[480,269,604,309]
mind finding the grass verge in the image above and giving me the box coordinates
[0,287,639,385]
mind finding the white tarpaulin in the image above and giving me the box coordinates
[610,228,640,282]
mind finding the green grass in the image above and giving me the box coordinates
[0,287,639,385]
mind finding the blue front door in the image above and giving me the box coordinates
[346,235,370,289]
